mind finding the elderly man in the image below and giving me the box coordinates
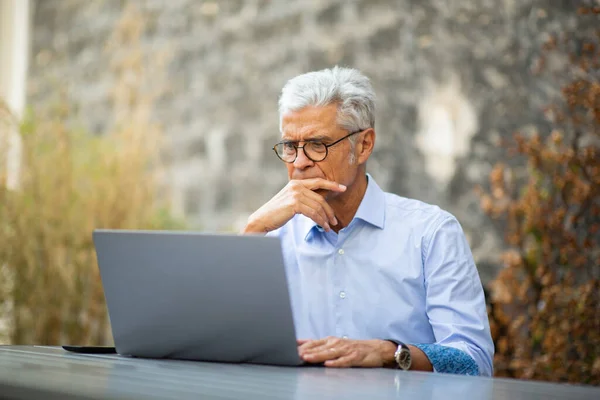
[243,67,494,375]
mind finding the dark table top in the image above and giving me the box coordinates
[0,346,598,400]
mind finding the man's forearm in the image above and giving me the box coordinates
[242,223,265,234]
[242,217,269,234]
[380,341,433,371]
[407,345,434,371]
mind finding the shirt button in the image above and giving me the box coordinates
[342,335,349,339]
[339,291,346,299]
[338,249,344,255]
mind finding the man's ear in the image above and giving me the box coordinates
[357,128,375,165]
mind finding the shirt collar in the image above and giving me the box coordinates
[302,173,386,241]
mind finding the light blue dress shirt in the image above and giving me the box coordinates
[268,174,494,376]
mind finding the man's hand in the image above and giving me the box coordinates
[243,179,346,233]
[297,337,397,368]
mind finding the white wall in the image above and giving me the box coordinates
[0,0,30,190]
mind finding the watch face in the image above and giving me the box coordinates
[399,348,411,368]
[395,346,411,370]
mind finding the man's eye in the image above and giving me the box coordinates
[283,143,296,150]
[308,142,326,153]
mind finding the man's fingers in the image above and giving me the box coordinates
[325,351,358,368]
[302,344,354,364]
[301,338,346,357]
[296,202,330,231]
[303,189,338,226]
[289,180,340,226]
[298,337,360,366]
[300,178,347,193]
[299,197,333,230]
[298,338,326,350]
[298,338,327,354]
[302,342,345,356]
[301,347,339,363]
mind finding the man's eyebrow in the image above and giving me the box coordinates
[281,134,331,142]
[306,135,331,142]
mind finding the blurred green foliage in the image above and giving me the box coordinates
[0,4,184,345]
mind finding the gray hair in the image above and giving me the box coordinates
[278,66,376,137]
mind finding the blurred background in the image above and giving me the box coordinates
[0,0,598,384]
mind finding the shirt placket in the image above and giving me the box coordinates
[332,232,348,339]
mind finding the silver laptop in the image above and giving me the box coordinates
[93,229,302,366]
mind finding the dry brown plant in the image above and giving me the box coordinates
[479,5,600,384]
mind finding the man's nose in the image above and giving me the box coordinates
[293,146,314,170]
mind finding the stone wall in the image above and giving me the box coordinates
[26,0,596,282]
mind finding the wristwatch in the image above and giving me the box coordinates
[389,340,412,370]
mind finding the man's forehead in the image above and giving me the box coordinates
[281,108,339,141]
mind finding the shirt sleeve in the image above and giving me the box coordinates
[412,343,479,375]
[419,214,495,376]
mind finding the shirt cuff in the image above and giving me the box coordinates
[411,343,480,376]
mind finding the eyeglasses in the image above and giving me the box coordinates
[272,129,363,163]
